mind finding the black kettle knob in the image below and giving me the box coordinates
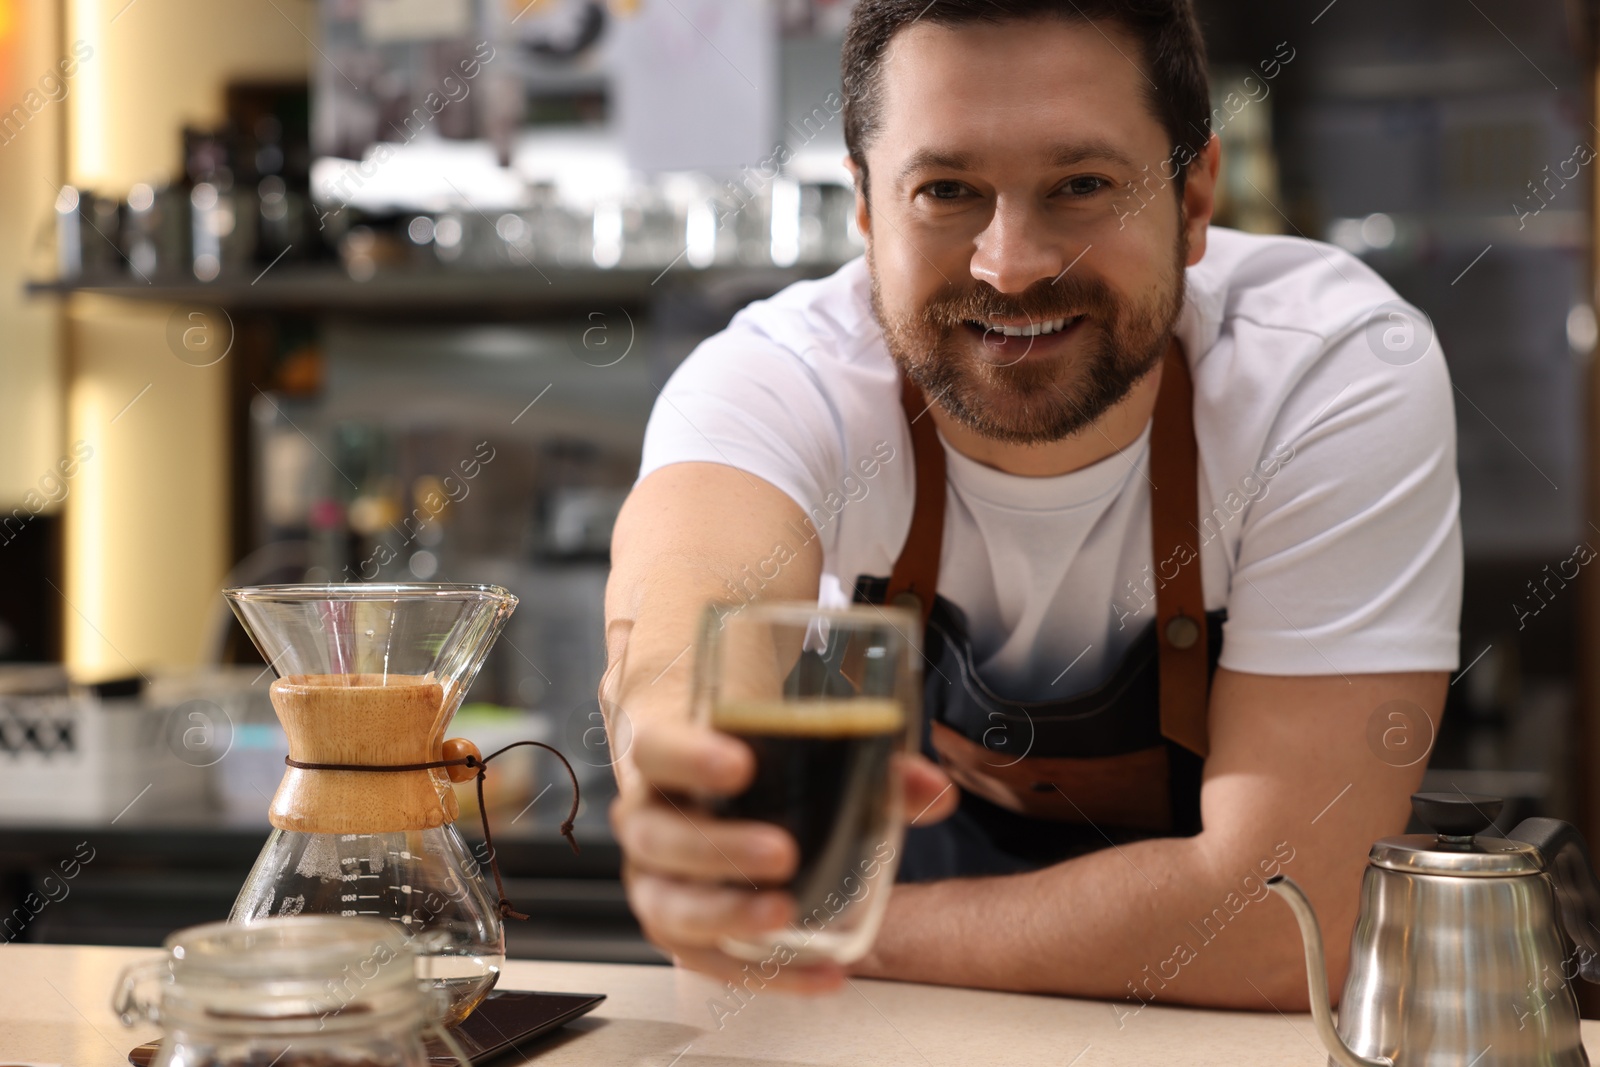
[1412,792,1502,838]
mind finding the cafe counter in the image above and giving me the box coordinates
[11,943,1600,1065]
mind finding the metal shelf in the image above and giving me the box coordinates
[24,261,844,317]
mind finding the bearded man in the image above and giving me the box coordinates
[601,0,1460,1009]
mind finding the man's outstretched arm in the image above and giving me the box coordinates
[603,461,958,992]
[852,667,1446,1011]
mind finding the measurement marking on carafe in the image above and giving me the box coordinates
[1465,1046,1492,1067]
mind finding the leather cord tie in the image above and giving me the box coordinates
[285,740,582,922]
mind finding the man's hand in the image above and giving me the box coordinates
[610,715,957,992]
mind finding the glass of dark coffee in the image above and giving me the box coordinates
[692,601,920,964]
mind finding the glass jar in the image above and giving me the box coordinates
[115,916,466,1067]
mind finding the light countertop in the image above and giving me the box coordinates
[8,943,1600,1066]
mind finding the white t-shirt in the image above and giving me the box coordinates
[637,227,1462,699]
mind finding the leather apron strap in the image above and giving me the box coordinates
[1148,342,1210,758]
[886,340,1210,760]
[885,375,947,629]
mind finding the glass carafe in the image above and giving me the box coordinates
[223,583,518,1027]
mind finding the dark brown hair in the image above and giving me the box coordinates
[841,0,1210,199]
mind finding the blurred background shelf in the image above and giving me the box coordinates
[23,263,840,318]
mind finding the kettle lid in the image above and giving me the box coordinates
[1370,792,1543,876]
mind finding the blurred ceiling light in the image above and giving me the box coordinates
[496,213,527,243]
[1567,304,1597,355]
[434,215,463,248]
[1328,214,1397,256]
[685,200,716,268]
[1328,218,1365,254]
[592,201,622,268]
[770,178,800,268]
[1360,212,1396,250]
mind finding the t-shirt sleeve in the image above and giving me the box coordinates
[1218,316,1463,676]
[637,321,844,524]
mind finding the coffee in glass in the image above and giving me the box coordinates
[692,601,920,964]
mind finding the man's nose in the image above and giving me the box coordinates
[968,197,1069,294]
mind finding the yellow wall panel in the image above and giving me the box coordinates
[68,0,311,189]
[64,294,227,675]
[0,0,64,507]
[55,0,310,672]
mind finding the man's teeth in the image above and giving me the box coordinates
[974,316,1076,337]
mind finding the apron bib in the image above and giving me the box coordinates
[852,342,1224,880]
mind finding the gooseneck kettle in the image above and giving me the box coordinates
[1269,792,1600,1067]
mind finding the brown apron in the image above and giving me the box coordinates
[852,342,1224,880]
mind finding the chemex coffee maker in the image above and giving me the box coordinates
[1270,792,1600,1067]
[222,583,582,1028]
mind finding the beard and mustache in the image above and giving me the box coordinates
[869,236,1187,446]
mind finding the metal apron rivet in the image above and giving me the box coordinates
[1165,613,1201,650]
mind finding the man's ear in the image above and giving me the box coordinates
[843,154,871,244]
[1181,134,1221,266]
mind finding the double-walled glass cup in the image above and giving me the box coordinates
[691,601,921,964]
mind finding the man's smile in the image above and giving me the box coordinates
[960,314,1088,362]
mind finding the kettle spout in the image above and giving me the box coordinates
[1266,875,1391,1067]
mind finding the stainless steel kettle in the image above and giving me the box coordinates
[1269,792,1600,1067]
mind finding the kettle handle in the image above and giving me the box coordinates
[1509,817,1600,982]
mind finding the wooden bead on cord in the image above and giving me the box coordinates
[442,737,482,782]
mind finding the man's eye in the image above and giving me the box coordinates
[921,181,967,200]
[1063,176,1109,196]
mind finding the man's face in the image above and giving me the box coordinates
[857,17,1207,444]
